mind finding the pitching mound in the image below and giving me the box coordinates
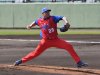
[0,64,100,75]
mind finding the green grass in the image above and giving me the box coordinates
[58,29,100,35]
[0,29,40,35]
[0,29,100,35]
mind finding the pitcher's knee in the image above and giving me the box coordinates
[69,44,73,47]
[65,44,74,50]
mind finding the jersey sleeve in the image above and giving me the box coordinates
[34,19,38,25]
[52,16,63,23]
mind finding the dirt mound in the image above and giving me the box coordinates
[0,64,100,75]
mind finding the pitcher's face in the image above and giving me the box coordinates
[42,11,50,19]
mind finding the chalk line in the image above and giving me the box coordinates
[0,39,100,44]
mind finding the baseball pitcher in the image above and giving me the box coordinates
[14,7,88,68]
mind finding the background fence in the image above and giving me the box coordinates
[0,0,100,3]
[0,3,100,28]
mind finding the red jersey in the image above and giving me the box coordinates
[35,16,63,39]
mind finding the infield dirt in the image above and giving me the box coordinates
[0,34,100,75]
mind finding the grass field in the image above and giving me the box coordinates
[0,29,100,35]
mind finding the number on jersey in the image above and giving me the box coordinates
[48,28,54,33]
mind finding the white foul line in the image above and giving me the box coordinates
[0,39,100,44]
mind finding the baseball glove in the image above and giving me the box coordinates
[60,23,70,32]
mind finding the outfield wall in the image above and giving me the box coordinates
[0,3,100,28]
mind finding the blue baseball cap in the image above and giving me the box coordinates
[41,7,51,13]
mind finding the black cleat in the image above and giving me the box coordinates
[77,61,88,68]
[14,60,22,66]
